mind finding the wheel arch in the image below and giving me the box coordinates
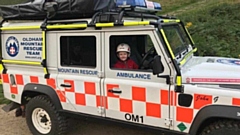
[22,83,63,110]
[189,105,240,135]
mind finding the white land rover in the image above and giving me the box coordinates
[1,0,240,135]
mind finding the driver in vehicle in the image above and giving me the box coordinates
[114,43,139,69]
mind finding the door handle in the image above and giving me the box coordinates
[108,89,122,94]
[60,84,72,88]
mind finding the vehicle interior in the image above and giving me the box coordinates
[110,35,157,70]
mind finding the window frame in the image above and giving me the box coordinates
[59,35,97,68]
[108,33,160,72]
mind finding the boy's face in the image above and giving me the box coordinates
[118,52,128,61]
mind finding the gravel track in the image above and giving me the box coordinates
[0,105,158,135]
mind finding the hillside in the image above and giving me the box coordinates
[0,0,240,57]
[172,0,240,57]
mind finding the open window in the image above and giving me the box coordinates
[110,35,158,71]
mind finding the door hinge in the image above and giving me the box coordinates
[97,71,104,78]
[170,76,174,85]
[97,106,105,114]
[165,118,173,127]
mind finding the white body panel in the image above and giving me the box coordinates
[103,30,173,128]
[1,19,240,134]
[182,56,240,84]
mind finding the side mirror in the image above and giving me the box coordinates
[152,55,164,75]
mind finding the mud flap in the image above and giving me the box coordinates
[1,102,20,112]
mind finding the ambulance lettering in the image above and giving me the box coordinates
[125,113,144,123]
[117,72,151,80]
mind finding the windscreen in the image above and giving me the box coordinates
[162,24,191,57]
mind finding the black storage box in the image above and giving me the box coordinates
[0,0,116,20]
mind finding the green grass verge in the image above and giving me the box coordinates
[154,0,202,15]
[177,0,240,57]
[0,85,10,105]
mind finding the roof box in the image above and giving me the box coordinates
[0,0,116,20]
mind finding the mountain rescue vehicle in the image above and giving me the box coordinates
[1,0,240,135]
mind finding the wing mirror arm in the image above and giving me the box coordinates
[157,75,170,84]
[152,55,171,84]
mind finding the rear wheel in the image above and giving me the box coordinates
[26,95,68,135]
[199,120,240,135]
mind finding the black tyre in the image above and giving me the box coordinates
[199,120,240,135]
[26,95,68,135]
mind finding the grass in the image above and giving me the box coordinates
[153,0,201,15]
[0,85,10,105]
[177,0,240,57]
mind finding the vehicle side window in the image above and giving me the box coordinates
[60,36,96,68]
[110,35,157,71]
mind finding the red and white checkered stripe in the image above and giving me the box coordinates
[1,74,102,115]
[105,84,174,118]
[172,92,240,132]
[2,73,240,132]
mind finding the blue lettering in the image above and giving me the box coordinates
[26,51,40,55]
[79,70,98,75]
[147,74,151,79]
[58,68,64,72]
[58,68,72,73]
[21,42,35,46]
[22,37,43,41]
[87,70,90,74]
[119,72,124,77]
[138,74,142,79]
[23,47,42,51]
[116,72,151,80]
[72,69,79,74]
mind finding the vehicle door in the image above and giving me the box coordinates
[102,29,173,128]
[56,32,103,116]
[162,23,197,133]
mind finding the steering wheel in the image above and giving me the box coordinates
[139,47,156,69]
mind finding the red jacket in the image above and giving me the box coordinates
[114,59,139,69]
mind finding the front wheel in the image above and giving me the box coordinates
[199,120,240,135]
[26,95,68,135]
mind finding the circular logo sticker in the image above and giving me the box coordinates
[217,59,240,66]
[6,36,19,57]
